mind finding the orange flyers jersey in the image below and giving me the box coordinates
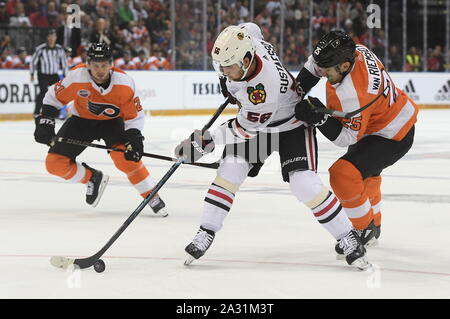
[43,64,145,131]
[305,45,419,147]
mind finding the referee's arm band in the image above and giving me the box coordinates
[318,116,343,141]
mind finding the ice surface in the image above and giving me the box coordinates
[0,110,449,298]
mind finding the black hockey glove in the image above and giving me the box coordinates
[295,96,328,126]
[219,76,237,104]
[34,104,59,146]
[124,128,144,162]
[34,116,56,145]
[174,130,215,163]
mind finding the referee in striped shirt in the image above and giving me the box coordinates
[30,29,68,118]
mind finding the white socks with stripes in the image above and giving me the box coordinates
[289,170,352,240]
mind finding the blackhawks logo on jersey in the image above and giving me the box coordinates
[247,83,266,105]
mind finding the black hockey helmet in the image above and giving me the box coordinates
[47,28,57,36]
[87,42,112,62]
[313,30,356,68]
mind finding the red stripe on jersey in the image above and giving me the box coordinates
[308,127,315,171]
[314,197,338,217]
[208,189,234,204]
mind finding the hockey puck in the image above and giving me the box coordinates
[94,259,106,273]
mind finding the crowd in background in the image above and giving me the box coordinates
[0,0,448,72]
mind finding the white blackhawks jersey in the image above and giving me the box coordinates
[212,23,304,144]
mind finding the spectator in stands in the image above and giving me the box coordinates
[12,47,31,69]
[428,45,445,72]
[132,0,148,21]
[68,46,87,69]
[232,1,249,24]
[406,46,421,72]
[118,0,134,28]
[9,1,31,27]
[388,45,403,71]
[47,1,58,27]
[0,34,10,56]
[148,44,171,70]
[131,19,149,45]
[114,50,136,70]
[132,49,148,69]
[82,0,96,16]
[90,18,113,46]
[0,1,10,25]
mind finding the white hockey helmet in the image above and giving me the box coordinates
[211,25,256,80]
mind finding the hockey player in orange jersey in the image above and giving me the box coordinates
[33,43,168,216]
[294,31,418,256]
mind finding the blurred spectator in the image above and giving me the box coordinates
[6,0,18,16]
[132,49,149,69]
[0,1,10,25]
[46,1,58,27]
[118,0,134,28]
[0,34,10,55]
[82,0,97,17]
[388,45,403,71]
[148,44,172,70]
[90,18,113,46]
[427,45,445,72]
[9,2,31,27]
[114,50,136,70]
[11,46,31,68]
[68,46,87,69]
[232,1,249,24]
[29,9,48,27]
[406,46,421,72]
[132,1,148,21]
[131,19,149,45]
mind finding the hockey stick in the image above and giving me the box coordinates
[315,76,389,119]
[52,137,220,169]
[50,98,230,270]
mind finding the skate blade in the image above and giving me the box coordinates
[50,256,75,269]
[336,253,345,260]
[351,256,372,271]
[365,237,378,247]
[154,208,169,217]
[91,175,109,208]
[184,255,195,266]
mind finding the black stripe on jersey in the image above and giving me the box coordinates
[31,44,66,75]
[318,205,343,224]
[204,197,231,212]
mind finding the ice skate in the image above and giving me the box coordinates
[82,163,109,207]
[337,230,371,270]
[184,227,215,266]
[148,195,168,217]
[335,220,378,260]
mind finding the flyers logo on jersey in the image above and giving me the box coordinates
[247,83,266,105]
[87,100,120,118]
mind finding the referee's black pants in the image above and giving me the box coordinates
[34,73,60,117]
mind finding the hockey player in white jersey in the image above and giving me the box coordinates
[174,24,371,270]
